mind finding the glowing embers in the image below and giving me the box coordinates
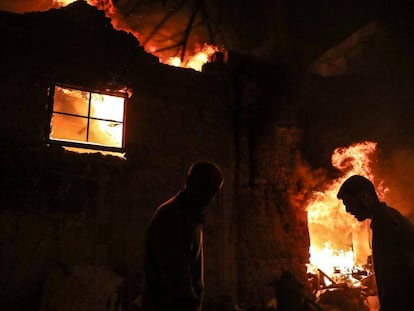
[49,85,126,151]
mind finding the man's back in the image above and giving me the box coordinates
[370,203,414,310]
[142,193,204,311]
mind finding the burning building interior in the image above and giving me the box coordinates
[1,0,414,310]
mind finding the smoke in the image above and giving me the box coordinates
[288,155,328,211]
[0,0,140,39]
[0,0,53,13]
[0,0,218,65]
[376,148,414,223]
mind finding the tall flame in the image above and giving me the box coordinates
[306,141,386,279]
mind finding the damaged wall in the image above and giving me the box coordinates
[0,2,311,310]
[227,54,310,305]
[0,2,236,310]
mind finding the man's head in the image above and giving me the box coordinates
[337,175,380,221]
[183,161,223,207]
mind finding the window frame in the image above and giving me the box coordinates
[47,83,128,153]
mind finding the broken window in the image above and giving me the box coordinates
[48,84,127,152]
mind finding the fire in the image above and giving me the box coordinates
[50,85,126,154]
[17,1,221,72]
[308,242,355,282]
[306,141,386,281]
[52,0,76,6]
[53,0,105,9]
[54,2,220,71]
[90,93,124,147]
[165,43,219,72]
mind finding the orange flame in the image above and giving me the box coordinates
[165,43,219,72]
[90,92,124,147]
[306,141,387,279]
[50,85,126,155]
[52,0,75,6]
[50,1,220,72]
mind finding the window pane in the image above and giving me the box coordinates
[88,119,123,147]
[54,86,89,116]
[90,93,124,122]
[50,113,87,143]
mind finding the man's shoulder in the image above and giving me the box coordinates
[373,202,414,231]
[153,196,183,221]
[376,203,400,216]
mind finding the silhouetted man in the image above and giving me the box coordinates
[337,175,414,311]
[142,161,223,311]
